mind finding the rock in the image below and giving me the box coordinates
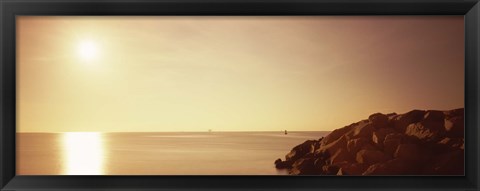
[394,143,430,163]
[322,124,356,145]
[356,149,390,165]
[336,162,369,175]
[436,137,464,150]
[361,143,377,151]
[383,133,405,156]
[290,158,319,175]
[363,158,419,175]
[392,110,426,133]
[346,122,374,139]
[444,116,464,138]
[369,113,389,128]
[322,165,340,175]
[336,168,346,175]
[275,158,292,169]
[347,138,368,154]
[315,135,348,156]
[314,158,327,168]
[422,150,464,175]
[372,128,396,148]
[285,140,317,161]
[444,108,464,118]
[310,141,321,153]
[405,121,445,141]
[386,112,398,119]
[404,111,447,141]
[328,148,354,165]
[424,110,445,122]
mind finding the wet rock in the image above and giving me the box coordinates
[274,158,292,169]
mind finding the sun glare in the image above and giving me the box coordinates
[78,40,98,60]
[63,132,104,175]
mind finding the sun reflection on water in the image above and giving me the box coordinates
[63,132,104,175]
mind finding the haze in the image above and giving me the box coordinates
[17,16,464,132]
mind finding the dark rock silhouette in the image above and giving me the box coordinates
[274,108,464,175]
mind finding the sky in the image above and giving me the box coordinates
[16,16,464,132]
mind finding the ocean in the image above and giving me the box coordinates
[17,131,330,175]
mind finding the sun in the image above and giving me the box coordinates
[78,40,98,61]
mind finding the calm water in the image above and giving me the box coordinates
[17,131,329,175]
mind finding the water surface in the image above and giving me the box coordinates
[17,131,329,175]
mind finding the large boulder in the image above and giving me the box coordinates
[347,137,376,154]
[392,110,426,133]
[443,108,464,119]
[321,124,356,145]
[285,140,317,161]
[422,150,464,175]
[363,158,419,175]
[444,116,464,138]
[424,110,445,122]
[405,122,445,142]
[368,113,390,129]
[434,137,464,153]
[356,149,391,165]
[322,165,340,175]
[346,122,374,139]
[315,135,348,156]
[372,128,397,148]
[328,148,354,165]
[274,158,292,169]
[386,112,398,119]
[290,157,319,175]
[394,143,430,163]
[404,111,446,141]
[336,162,369,175]
[383,133,405,156]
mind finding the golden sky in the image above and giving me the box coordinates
[17,16,464,132]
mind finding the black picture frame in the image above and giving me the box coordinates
[1,0,479,190]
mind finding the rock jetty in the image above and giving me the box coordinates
[275,108,464,175]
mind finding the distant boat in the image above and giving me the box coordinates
[284,130,288,135]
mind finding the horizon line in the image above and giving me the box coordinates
[17,130,333,133]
